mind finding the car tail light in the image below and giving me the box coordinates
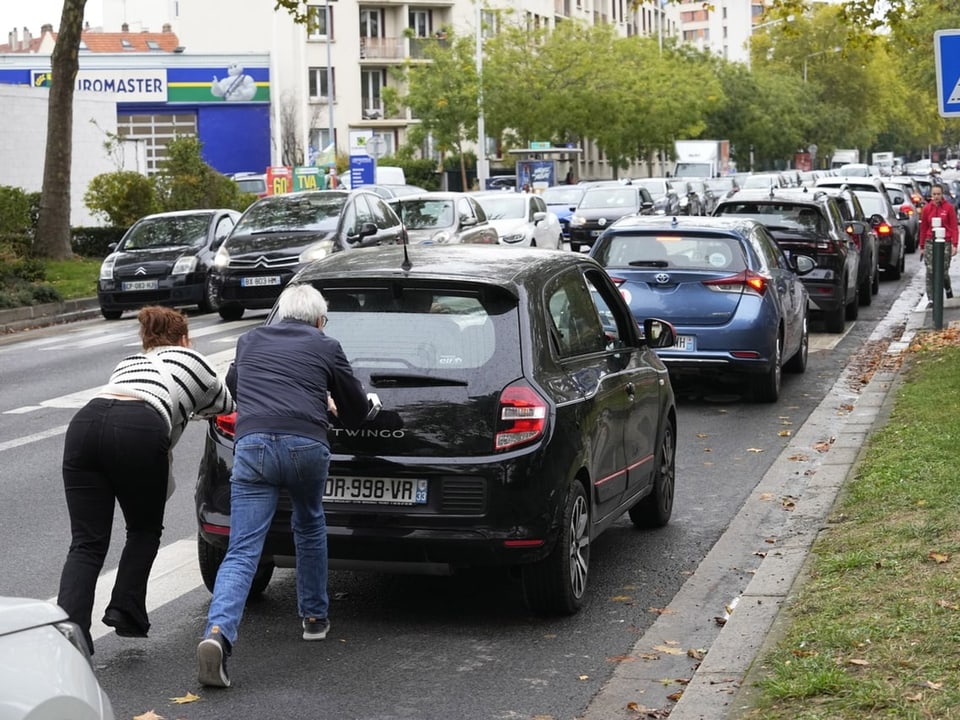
[900,204,914,217]
[844,225,862,250]
[912,193,923,206]
[495,382,547,451]
[874,222,893,237]
[215,412,237,438]
[703,270,768,296]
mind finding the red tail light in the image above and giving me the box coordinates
[703,269,768,296]
[875,222,892,236]
[912,193,923,205]
[900,204,914,217]
[495,382,547,451]
[608,276,626,287]
[215,412,237,438]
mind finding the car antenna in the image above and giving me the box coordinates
[400,228,412,271]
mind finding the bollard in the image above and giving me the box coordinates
[933,220,945,329]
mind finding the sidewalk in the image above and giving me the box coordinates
[0,297,101,334]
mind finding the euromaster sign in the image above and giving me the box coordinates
[28,65,270,103]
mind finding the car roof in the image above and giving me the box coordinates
[138,208,231,220]
[718,188,830,205]
[389,191,473,202]
[295,245,589,296]
[603,214,762,235]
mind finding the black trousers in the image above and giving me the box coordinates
[57,397,170,652]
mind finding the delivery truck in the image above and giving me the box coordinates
[673,140,731,178]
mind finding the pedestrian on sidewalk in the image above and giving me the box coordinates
[918,183,959,306]
[197,283,370,688]
[57,307,235,654]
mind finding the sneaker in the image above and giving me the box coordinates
[197,626,231,688]
[302,617,330,641]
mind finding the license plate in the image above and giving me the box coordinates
[673,335,695,351]
[323,477,428,506]
[241,275,281,287]
[121,279,158,291]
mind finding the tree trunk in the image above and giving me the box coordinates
[34,0,87,259]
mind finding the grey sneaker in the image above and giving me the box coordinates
[302,617,330,641]
[197,625,231,688]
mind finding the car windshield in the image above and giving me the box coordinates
[579,187,639,210]
[715,202,824,232]
[395,200,456,230]
[476,196,526,220]
[234,194,345,233]
[594,232,747,271]
[634,179,669,197]
[542,187,583,205]
[235,178,266,194]
[320,287,501,370]
[122,214,212,250]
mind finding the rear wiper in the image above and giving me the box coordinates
[627,260,669,267]
[369,372,469,387]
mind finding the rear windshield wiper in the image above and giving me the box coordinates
[369,372,469,388]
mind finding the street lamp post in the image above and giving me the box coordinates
[475,3,489,190]
[746,14,794,68]
[325,0,334,153]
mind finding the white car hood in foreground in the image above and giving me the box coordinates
[0,596,65,636]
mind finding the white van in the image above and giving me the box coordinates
[375,166,406,185]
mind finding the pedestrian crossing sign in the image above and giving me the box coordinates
[935,30,960,117]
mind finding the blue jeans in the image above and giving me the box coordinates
[204,433,331,648]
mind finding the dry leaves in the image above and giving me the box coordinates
[653,642,686,656]
[813,437,836,453]
[781,495,798,511]
[788,453,810,462]
[937,599,959,610]
[778,429,792,437]
[133,712,164,720]
[747,447,764,453]
[169,692,200,705]
[928,551,950,564]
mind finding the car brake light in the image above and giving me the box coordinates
[912,193,922,205]
[215,412,237,438]
[703,269,768,296]
[900,204,914,217]
[608,276,625,287]
[495,382,547,451]
[875,222,892,236]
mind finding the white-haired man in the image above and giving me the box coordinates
[198,283,369,688]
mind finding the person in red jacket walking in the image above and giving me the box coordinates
[918,183,959,306]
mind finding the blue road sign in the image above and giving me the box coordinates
[935,30,960,117]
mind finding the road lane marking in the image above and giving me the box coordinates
[2,349,236,417]
[0,425,69,452]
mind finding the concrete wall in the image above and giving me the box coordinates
[0,84,117,227]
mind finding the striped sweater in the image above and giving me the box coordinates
[100,346,236,447]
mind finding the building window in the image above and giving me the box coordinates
[307,4,334,40]
[409,10,432,37]
[117,112,198,175]
[360,8,383,38]
[121,38,133,49]
[361,69,385,117]
[308,67,335,101]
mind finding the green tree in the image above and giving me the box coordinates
[152,136,252,212]
[383,31,479,190]
[34,0,87,259]
[84,171,157,227]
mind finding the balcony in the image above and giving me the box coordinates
[409,35,450,59]
[553,0,571,17]
[359,36,404,61]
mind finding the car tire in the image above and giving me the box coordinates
[845,285,860,320]
[100,308,122,320]
[872,264,880,295]
[197,533,274,597]
[858,274,873,306]
[219,304,245,321]
[784,313,808,374]
[755,334,783,402]
[887,256,902,280]
[906,233,917,253]
[628,421,676,528]
[199,276,220,314]
[824,298,846,333]
[521,480,589,616]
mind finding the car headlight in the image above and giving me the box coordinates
[300,239,335,263]
[570,215,586,227]
[213,245,230,268]
[500,232,525,243]
[171,256,198,275]
[99,255,117,280]
[430,230,451,244]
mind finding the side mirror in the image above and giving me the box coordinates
[348,221,380,246]
[845,221,866,236]
[642,317,676,349]
[792,254,817,275]
[641,201,654,211]
[533,211,547,223]
[460,216,478,228]
[107,242,118,252]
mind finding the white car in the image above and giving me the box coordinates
[0,597,114,720]
[472,191,563,249]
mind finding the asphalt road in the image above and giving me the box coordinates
[0,254,922,719]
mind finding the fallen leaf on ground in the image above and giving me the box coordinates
[758,492,773,501]
[687,648,705,660]
[610,595,634,603]
[781,496,797,510]
[847,658,869,666]
[788,453,810,462]
[838,403,854,413]
[696,433,709,438]
[778,429,791,437]
[813,441,833,453]
[648,606,675,615]
[754,551,767,558]
[928,551,950,564]
[904,692,923,702]
[926,680,944,690]
[747,447,764,453]
[639,652,660,660]
[937,599,959,610]
[607,655,636,663]
[667,690,684,702]
[169,692,200,705]
[134,712,164,720]
[653,644,686,655]
[714,616,727,626]
[578,674,589,680]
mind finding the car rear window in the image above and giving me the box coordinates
[596,232,747,271]
[319,287,512,371]
[579,187,639,210]
[715,202,824,233]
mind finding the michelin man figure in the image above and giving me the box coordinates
[211,63,257,102]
